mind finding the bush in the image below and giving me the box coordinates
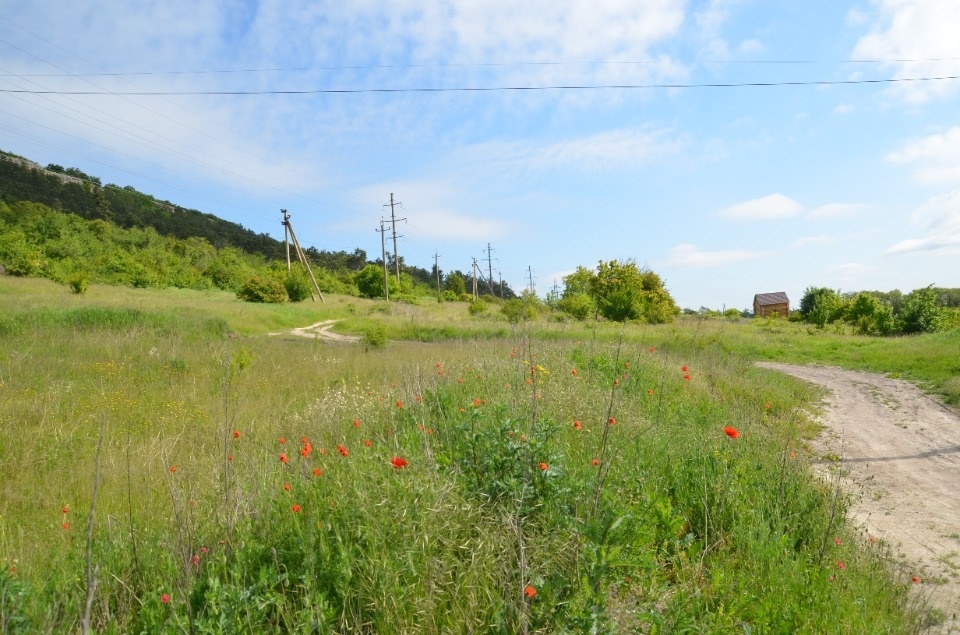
[237,275,287,303]
[557,293,594,321]
[468,299,489,315]
[67,274,88,295]
[362,323,387,350]
[284,266,313,302]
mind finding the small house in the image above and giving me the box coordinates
[753,292,789,318]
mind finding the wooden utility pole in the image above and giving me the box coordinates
[472,258,479,300]
[484,243,496,295]
[283,210,292,271]
[384,193,406,284]
[376,220,389,301]
[434,252,442,303]
[280,209,324,303]
[527,266,535,294]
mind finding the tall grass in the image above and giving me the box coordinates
[0,280,933,631]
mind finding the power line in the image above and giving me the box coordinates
[3,56,960,77]
[2,74,959,96]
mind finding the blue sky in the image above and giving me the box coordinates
[2,1,959,310]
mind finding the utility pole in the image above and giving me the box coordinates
[434,252,442,303]
[280,209,324,302]
[376,221,389,301]
[499,271,504,299]
[383,193,406,284]
[472,258,479,300]
[283,209,291,271]
[527,266,535,295]
[484,243,496,295]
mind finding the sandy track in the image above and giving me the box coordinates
[269,320,360,343]
[758,363,960,632]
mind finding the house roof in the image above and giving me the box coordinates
[754,292,789,306]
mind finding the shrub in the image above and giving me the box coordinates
[284,265,313,302]
[468,299,489,315]
[557,293,594,321]
[67,274,88,295]
[900,286,945,334]
[237,275,287,303]
[362,323,387,350]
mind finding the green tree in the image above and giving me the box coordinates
[444,272,466,296]
[590,260,678,323]
[799,287,847,328]
[845,292,895,335]
[355,264,397,299]
[900,286,945,334]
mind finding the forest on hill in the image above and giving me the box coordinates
[0,150,513,302]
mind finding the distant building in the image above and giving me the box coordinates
[753,292,789,318]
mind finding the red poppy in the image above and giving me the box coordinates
[912,576,921,583]
[278,437,286,444]
[279,453,288,463]
[592,458,599,466]
[300,447,311,457]
[161,593,171,604]
[363,439,372,447]
[313,468,322,477]
[647,389,654,396]
[681,365,688,372]
[723,426,740,439]
[764,402,771,409]
[614,379,619,386]
[337,445,348,457]
[192,554,199,566]
[571,369,577,376]
[836,561,846,570]
[683,374,691,381]
[648,347,655,353]
[61,505,69,514]
[524,585,536,598]
[283,483,291,491]
[169,465,176,473]
[353,419,361,427]
[291,504,302,513]
[396,400,403,408]
[62,522,69,530]
[573,420,582,430]
[834,538,841,545]
[539,462,548,471]
[391,456,408,469]
[473,398,481,407]
[232,430,241,439]
[608,417,616,426]
[227,455,233,461]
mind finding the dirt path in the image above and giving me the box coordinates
[269,320,360,343]
[758,363,960,632]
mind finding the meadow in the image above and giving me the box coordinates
[2,277,954,633]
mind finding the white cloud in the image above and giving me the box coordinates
[887,126,960,184]
[352,180,514,241]
[469,127,687,174]
[885,188,960,254]
[808,203,871,219]
[663,243,773,268]
[852,0,960,103]
[826,263,872,277]
[719,193,804,220]
[834,103,855,114]
[791,235,837,248]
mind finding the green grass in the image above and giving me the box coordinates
[0,278,943,632]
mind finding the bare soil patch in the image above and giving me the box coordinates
[759,362,960,632]
[269,320,360,343]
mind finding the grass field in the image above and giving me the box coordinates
[2,277,953,632]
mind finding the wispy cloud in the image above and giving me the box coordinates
[852,0,960,103]
[719,193,803,220]
[885,188,960,254]
[791,234,836,248]
[663,243,773,268]
[826,262,872,277]
[808,203,870,219]
[887,126,960,184]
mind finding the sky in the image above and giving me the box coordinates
[1,0,959,310]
